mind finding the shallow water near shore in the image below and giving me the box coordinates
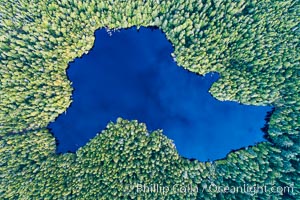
[48,27,272,161]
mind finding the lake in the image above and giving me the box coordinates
[48,27,272,161]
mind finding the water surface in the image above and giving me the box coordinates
[48,27,272,161]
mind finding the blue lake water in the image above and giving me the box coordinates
[48,27,272,161]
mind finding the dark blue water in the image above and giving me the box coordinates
[48,27,272,161]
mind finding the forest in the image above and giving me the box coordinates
[0,0,299,199]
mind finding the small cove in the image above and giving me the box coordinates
[48,27,272,161]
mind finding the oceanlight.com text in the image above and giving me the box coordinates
[131,183,294,196]
[204,183,294,195]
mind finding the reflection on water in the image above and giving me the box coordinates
[48,27,272,161]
